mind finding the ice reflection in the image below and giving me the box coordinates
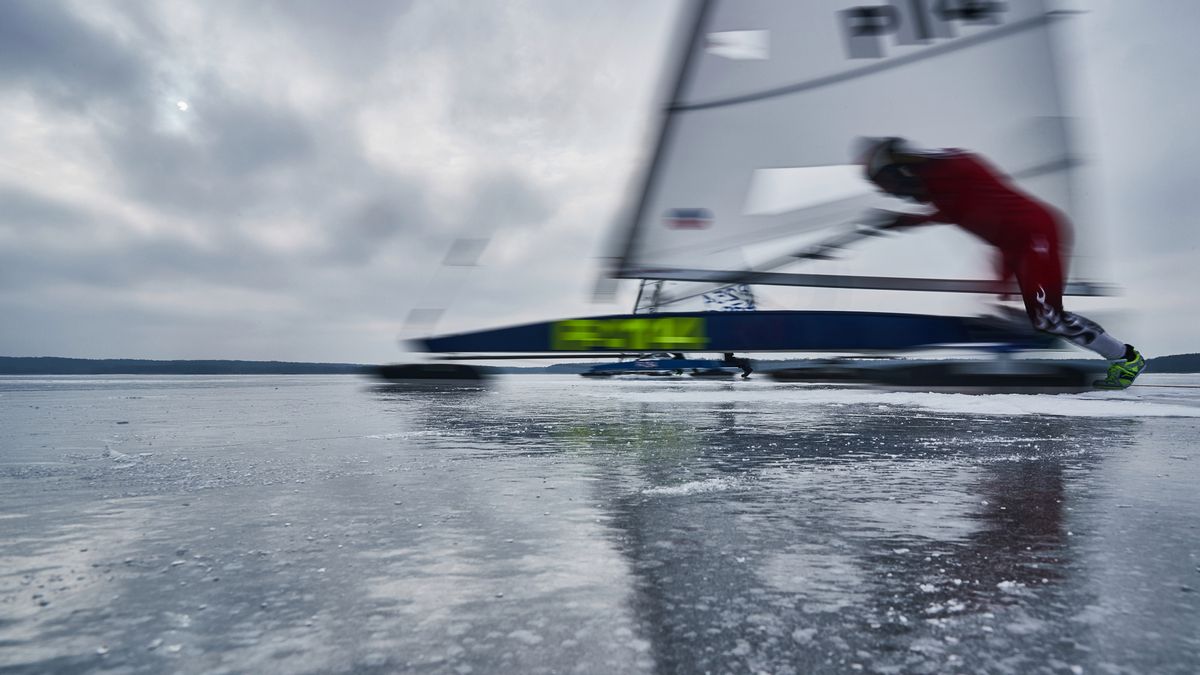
[588,406,1134,673]
[382,378,1142,672]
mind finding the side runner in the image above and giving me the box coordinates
[856,137,1145,389]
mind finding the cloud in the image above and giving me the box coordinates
[325,185,431,266]
[7,1,1188,362]
[0,1,669,360]
[255,0,416,75]
[0,184,87,228]
[97,81,316,217]
[0,0,149,110]
[1079,1,1200,256]
[463,169,555,233]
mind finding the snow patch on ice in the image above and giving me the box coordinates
[791,627,817,644]
[507,629,543,646]
[643,477,742,496]
[878,393,1200,418]
[586,386,1200,418]
[365,430,445,440]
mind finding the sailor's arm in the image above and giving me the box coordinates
[871,210,945,230]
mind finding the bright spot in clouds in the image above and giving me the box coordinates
[176,100,189,111]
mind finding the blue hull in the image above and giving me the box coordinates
[416,310,1050,354]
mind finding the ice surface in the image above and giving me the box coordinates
[1,373,1198,674]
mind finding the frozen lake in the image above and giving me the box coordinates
[2,373,1199,674]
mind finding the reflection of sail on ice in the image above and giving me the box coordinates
[610,0,1109,300]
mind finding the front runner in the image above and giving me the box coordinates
[856,137,1145,389]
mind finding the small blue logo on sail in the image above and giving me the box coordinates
[664,208,712,229]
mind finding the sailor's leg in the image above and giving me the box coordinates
[1027,283,1149,388]
[1014,240,1128,360]
[1029,294,1127,359]
[1011,220,1145,388]
[1016,249,1146,387]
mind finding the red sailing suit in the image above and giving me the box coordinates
[895,151,1070,324]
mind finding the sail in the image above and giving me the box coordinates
[612,0,1097,293]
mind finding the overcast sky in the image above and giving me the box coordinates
[1,0,1196,363]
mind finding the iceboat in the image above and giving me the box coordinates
[415,0,1116,392]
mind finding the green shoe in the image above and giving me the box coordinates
[1093,349,1146,390]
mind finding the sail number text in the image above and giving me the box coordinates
[839,0,1007,59]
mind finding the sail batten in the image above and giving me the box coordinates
[670,11,1074,113]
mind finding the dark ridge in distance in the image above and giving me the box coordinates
[0,357,371,375]
[1142,352,1200,373]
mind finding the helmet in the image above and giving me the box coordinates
[855,137,900,178]
[855,136,924,199]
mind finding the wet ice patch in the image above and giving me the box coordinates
[759,550,865,613]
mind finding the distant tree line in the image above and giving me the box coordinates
[0,357,370,375]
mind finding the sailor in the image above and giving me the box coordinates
[856,137,1145,389]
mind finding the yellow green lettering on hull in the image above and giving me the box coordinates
[550,317,708,351]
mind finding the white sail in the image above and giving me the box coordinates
[612,0,1101,294]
